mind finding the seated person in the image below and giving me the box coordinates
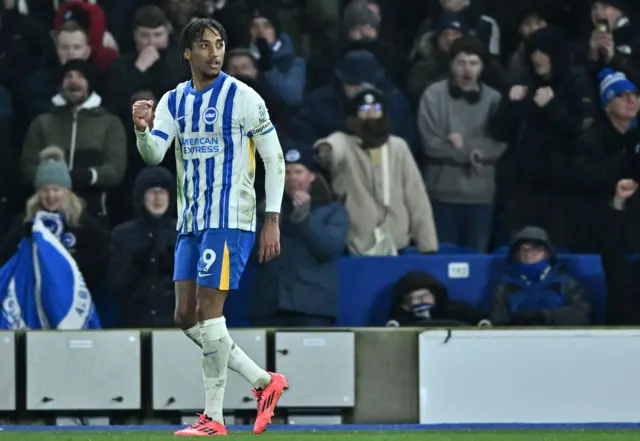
[386,270,486,327]
[490,226,591,326]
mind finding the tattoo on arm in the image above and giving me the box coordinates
[265,212,279,223]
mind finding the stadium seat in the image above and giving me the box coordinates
[0,331,15,410]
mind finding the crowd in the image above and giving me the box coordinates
[1,0,640,328]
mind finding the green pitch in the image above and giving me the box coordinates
[1,431,639,441]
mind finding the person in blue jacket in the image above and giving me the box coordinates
[490,226,591,326]
[250,140,349,327]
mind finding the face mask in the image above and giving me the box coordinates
[346,115,390,148]
[410,303,434,320]
[514,258,550,280]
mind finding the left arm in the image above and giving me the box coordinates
[89,116,127,187]
[542,278,591,326]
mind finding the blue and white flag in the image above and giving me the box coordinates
[0,212,101,329]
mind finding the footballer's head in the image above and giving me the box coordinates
[180,18,228,80]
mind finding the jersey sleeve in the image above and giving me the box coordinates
[136,91,176,165]
[243,89,275,139]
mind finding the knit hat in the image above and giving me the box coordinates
[282,139,314,171]
[592,0,630,16]
[60,59,96,94]
[435,13,469,35]
[342,0,380,33]
[249,5,280,35]
[449,35,487,62]
[598,68,638,108]
[334,50,385,85]
[35,146,71,190]
[348,85,384,115]
[62,5,91,31]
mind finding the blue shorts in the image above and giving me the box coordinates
[174,228,256,290]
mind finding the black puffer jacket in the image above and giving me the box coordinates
[108,166,177,328]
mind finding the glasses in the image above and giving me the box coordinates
[359,104,382,111]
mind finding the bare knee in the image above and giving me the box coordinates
[196,285,227,321]
[174,280,197,329]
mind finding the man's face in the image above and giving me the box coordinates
[144,187,170,217]
[401,289,436,311]
[440,0,469,13]
[226,54,257,79]
[348,25,378,41]
[134,26,169,52]
[166,0,198,27]
[451,52,482,90]
[285,164,314,195]
[184,27,225,79]
[342,83,360,99]
[519,15,546,39]
[517,242,548,264]
[357,102,383,120]
[591,1,623,29]
[438,29,463,53]
[57,30,91,65]
[530,50,551,77]
[250,17,276,45]
[61,70,89,104]
[607,91,640,121]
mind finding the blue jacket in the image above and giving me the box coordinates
[250,179,349,320]
[293,79,418,154]
[490,263,590,326]
[258,33,306,108]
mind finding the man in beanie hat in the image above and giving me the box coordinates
[250,138,348,327]
[489,26,597,252]
[315,86,438,255]
[570,69,640,251]
[418,36,506,253]
[21,59,126,223]
[246,5,306,108]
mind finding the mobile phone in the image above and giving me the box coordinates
[596,19,610,33]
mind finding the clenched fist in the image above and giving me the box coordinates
[613,179,638,210]
[132,100,154,131]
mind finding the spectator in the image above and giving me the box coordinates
[0,146,108,293]
[251,142,348,327]
[602,179,640,324]
[507,6,550,79]
[164,0,199,32]
[22,59,127,223]
[296,50,417,154]
[19,21,101,127]
[315,87,438,255]
[418,37,506,253]
[248,4,306,109]
[490,26,597,250]
[386,270,485,327]
[490,226,591,326]
[109,166,177,328]
[103,5,188,122]
[570,69,640,251]
[53,1,120,72]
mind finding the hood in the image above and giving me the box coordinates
[525,26,571,83]
[132,166,175,218]
[388,270,449,322]
[509,226,556,260]
[54,1,107,54]
[51,91,101,109]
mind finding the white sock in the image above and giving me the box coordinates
[224,334,272,389]
[200,317,232,423]
[183,324,202,348]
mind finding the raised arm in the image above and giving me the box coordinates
[133,91,176,165]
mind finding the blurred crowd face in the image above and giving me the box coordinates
[250,17,276,45]
[61,70,89,104]
[607,90,640,121]
[166,0,198,27]
[357,102,383,120]
[517,242,548,264]
[440,0,469,13]
[144,187,170,217]
[285,164,314,196]
[226,54,258,79]
[451,52,482,90]
[348,24,378,41]
[518,15,546,39]
[401,289,436,311]
[591,1,623,30]
[438,29,463,53]
[530,50,551,78]
[134,25,169,52]
[342,83,361,99]
[56,30,91,65]
[39,185,66,212]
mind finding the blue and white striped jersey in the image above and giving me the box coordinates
[138,72,276,233]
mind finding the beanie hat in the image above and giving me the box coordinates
[250,5,280,35]
[282,139,315,171]
[435,13,469,35]
[348,85,384,115]
[60,59,96,94]
[449,35,487,62]
[342,0,380,33]
[62,5,91,31]
[592,0,630,16]
[598,68,638,108]
[35,147,72,190]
